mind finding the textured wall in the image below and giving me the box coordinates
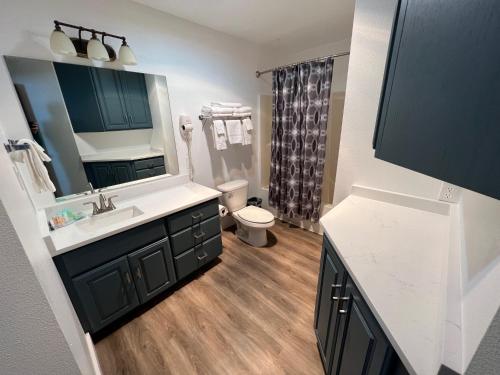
[466,307,500,374]
[0,201,80,375]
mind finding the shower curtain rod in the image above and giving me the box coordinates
[255,51,350,78]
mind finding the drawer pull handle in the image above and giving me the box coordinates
[191,213,204,220]
[197,253,208,261]
[339,309,348,314]
[193,231,205,240]
[136,267,142,280]
[331,284,342,289]
[332,296,349,301]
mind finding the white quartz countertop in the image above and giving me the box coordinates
[80,148,164,162]
[320,186,451,375]
[44,182,221,256]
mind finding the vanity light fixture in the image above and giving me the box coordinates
[50,20,137,65]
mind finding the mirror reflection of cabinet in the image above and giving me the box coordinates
[54,63,152,133]
[84,156,166,189]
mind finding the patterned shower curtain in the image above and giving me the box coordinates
[268,58,334,222]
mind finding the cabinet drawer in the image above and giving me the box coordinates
[136,166,166,180]
[167,199,219,234]
[134,157,164,171]
[170,215,221,256]
[174,234,222,279]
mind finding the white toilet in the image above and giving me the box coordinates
[217,179,275,247]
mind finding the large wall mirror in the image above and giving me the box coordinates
[5,56,179,201]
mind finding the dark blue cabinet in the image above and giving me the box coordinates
[54,63,105,133]
[84,156,165,189]
[119,71,153,129]
[54,199,222,334]
[315,237,405,375]
[91,68,130,131]
[128,238,177,303]
[54,62,153,132]
[73,256,139,333]
[374,0,500,200]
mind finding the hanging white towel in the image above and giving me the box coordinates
[225,119,243,144]
[211,102,242,108]
[11,139,56,193]
[242,118,253,145]
[212,120,227,150]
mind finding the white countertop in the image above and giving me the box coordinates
[80,148,164,162]
[44,182,221,256]
[320,186,451,375]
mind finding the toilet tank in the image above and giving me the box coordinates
[217,179,249,212]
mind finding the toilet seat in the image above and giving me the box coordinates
[234,206,275,228]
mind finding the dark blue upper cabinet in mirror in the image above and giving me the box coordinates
[4,56,179,200]
[374,0,500,200]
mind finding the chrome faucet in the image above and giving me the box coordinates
[84,193,118,215]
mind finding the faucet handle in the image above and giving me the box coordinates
[106,195,118,210]
[83,201,99,215]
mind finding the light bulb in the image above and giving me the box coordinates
[87,34,110,61]
[50,28,77,56]
[119,41,137,65]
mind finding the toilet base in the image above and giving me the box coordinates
[235,222,270,247]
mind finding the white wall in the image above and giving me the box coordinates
[337,0,500,372]
[0,201,81,375]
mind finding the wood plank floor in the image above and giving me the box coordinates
[95,221,324,375]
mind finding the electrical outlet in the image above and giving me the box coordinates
[438,183,462,203]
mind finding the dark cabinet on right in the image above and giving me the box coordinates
[315,237,407,375]
[374,0,500,200]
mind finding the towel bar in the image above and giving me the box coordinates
[4,139,30,153]
[199,114,252,121]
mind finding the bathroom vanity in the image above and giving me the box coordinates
[48,181,223,334]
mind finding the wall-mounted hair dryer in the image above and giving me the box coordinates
[179,115,194,181]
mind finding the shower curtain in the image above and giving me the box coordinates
[268,57,334,222]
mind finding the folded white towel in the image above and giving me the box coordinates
[225,119,243,144]
[233,106,252,113]
[211,102,242,108]
[212,120,227,150]
[242,118,253,145]
[233,112,252,118]
[211,106,234,114]
[11,139,56,193]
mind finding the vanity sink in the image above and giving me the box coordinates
[76,206,144,232]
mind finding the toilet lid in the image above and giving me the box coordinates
[237,206,274,224]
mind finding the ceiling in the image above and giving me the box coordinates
[133,0,355,51]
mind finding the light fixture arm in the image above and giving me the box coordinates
[53,20,126,44]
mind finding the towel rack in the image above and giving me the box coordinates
[4,139,30,153]
[198,114,252,121]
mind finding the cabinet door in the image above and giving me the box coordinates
[119,71,152,129]
[332,277,391,375]
[314,239,345,372]
[54,62,105,132]
[374,0,500,200]
[86,163,114,189]
[91,67,130,131]
[110,162,135,185]
[72,256,139,333]
[128,238,176,303]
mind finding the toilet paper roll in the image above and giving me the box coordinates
[181,123,193,132]
[218,204,228,218]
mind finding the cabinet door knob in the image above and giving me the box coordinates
[197,253,208,261]
[124,272,132,286]
[191,212,203,220]
[339,309,348,314]
[136,267,142,280]
[331,284,342,289]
